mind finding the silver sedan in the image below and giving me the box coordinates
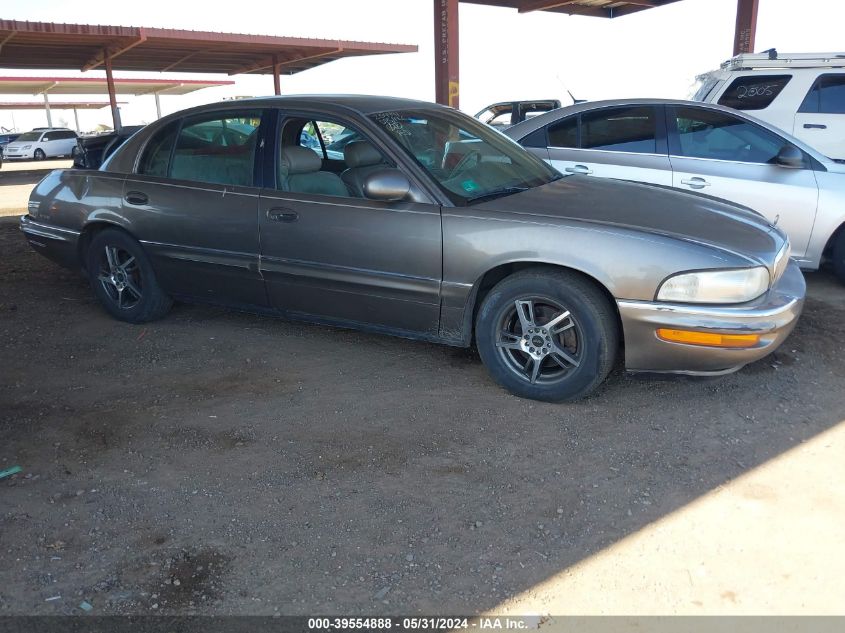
[505,98,845,283]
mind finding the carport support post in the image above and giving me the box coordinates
[434,0,459,108]
[42,93,52,128]
[73,107,80,132]
[733,0,759,55]
[272,54,281,96]
[104,53,121,131]
[154,92,162,119]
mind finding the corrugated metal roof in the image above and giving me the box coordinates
[461,0,683,18]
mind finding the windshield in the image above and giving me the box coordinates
[15,132,42,142]
[368,109,560,204]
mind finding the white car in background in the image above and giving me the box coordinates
[3,128,78,160]
[694,51,845,161]
[504,98,845,283]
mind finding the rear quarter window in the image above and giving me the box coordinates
[717,75,792,110]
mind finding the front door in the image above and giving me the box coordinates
[258,112,443,336]
[668,105,819,258]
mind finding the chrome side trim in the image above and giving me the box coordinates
[617,296,800,320]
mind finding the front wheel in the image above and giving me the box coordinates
[33,148,46,160]
[475,268,619,402]
[86,228,173,323]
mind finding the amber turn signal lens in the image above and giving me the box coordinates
[656,328,760,348]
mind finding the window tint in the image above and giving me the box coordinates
[674,106,785,164]
[580,106,656,153]
[60,131,78,139]
[799,74,845,114]
[548,116,577,148]
[138,122,180,177]
[717,75,791,110]
[169,112,260,186]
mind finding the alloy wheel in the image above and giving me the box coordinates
[495,297,582,385]
[96,245,143,310]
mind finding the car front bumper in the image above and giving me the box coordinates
[3,148,34,159]
[617,260,805,375]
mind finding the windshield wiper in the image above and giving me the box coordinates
[466,186,529,204]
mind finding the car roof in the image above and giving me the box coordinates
[503,97,834,166]
[163,94,448,119]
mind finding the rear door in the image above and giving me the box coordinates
[543,105,672,186]
[794,73,845,160]
[668,105,819,258]
[122,109,268,307]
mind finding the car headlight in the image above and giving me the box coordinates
[21,145,31,150]
[657,267,770,304]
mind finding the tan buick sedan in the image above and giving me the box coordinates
[21,96,804,401]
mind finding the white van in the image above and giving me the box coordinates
[3,128,78,160]
[694,51,845,161]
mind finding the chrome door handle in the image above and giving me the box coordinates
[803,123,827,129]
[267,207,298,222]
[681,177,710,189]
[564,164,593,175]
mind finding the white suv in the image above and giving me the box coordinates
[694,51,845,161]
[3,128,78,160]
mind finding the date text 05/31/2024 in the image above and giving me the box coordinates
[307,617,539,630]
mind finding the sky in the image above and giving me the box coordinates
[2,0,845,132]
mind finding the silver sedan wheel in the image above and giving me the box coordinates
[96,245,143,310]
[495,296,582,385]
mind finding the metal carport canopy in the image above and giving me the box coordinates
[0,19,417,128]
[436,0,758,108]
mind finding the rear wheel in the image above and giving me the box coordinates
[833,229,845,285]
[33,148,46,160]
[475,268,619,402]
[86,229,173,323]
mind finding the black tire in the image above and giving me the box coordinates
[86,228,173,323]
[33,148,46,160]
[833,229,845,285]
[475,268,619,402]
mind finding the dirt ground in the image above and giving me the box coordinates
[1,208,844,616]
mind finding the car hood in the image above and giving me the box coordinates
[475,175,783,264]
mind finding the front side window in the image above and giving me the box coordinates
[717,75,791,110]
[673,106,784,164]
[169,111,261,186]
[799,74,845,114]
[278,117,391,199]
[580,106,657,154]
[369,108,560,205]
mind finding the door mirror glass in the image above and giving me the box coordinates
[776,144,804,169]
[363,169,410,201]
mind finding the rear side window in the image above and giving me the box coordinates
[548,116,578,148]
[168,111,261,186]
[580,106,657,153]
[799,74,845,114]
[717,75,791,110]
[138,122,180,177]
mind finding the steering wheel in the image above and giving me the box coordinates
[447,149,482,180]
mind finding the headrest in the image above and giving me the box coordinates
[281,146,322,175]
[344,141,383,168]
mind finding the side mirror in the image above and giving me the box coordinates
[776,144,804,169]
[363,169,411,201]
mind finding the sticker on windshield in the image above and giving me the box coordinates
[461,180,479,192]
[373,112,412,136]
